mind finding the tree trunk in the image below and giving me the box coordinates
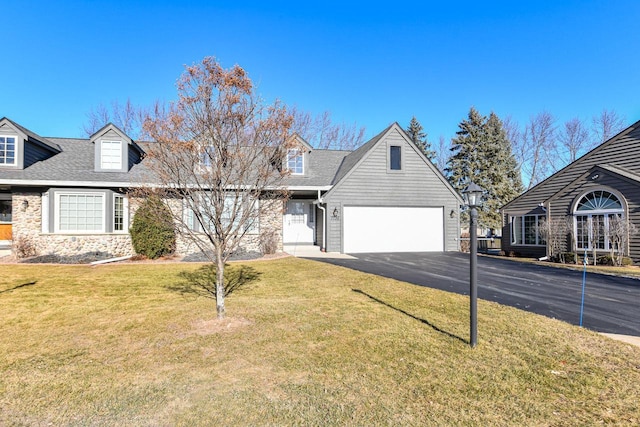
[216,247,226,319]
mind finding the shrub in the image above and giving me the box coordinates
[14,236,37,258]
[130,197,176,259]
[597,254,615,266]
[260,229,279,255]
[460,232,470,253]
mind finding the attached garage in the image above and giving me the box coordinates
[342,206,444,253]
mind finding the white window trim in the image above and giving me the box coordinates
[287,149,304,175]
[113,194,129,233]
[41,192,49,233]
[54,192,106,234]
[510,214,545,246]
[100,140,123,170]
[573,190,624,252]
[0,134,18,166]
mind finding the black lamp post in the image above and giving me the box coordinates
[462,182,484,348]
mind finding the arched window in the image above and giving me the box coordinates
[574,190,623,251]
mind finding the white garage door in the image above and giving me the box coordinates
[343,206,444,253]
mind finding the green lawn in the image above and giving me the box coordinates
[1,258,639,426]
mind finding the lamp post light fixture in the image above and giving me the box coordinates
[462,182,484,348]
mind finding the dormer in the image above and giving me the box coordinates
[0,117,61,170]
[90,123,139,172]
[286,134,313,175]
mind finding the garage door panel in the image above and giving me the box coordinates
[343,207,443,253]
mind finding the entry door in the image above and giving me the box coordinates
[0,198,12,241]
[283,200,315,244]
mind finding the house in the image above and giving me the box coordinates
[0,117,462,258]
[501,119,640,263]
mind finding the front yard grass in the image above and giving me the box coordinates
[1,258,639,425]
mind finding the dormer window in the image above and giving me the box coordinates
[287,149,304,174]
[100,140,122,170]
[0,135,17,165]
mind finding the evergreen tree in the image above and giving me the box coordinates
[483,112,524,230]
[406,116,436,161]
[446,107,523,230]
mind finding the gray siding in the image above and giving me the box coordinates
[324,127,460,252]
[504,124,640,212]
[502,122,640,262]
[24,141,54,168]
[128,145,142,169]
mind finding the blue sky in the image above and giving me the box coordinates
[3,1,639,143]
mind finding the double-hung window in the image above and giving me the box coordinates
[511,214,545,246]
[113,194,128,232]
[0,136,17,165]
[287,149,303,174]
[101,140,122,170]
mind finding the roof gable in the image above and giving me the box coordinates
[502,119,640,211]
[89,123,133,145]
[0,117,61,153]
[327,122,462,201]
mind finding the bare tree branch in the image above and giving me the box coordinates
[140,57,294,319]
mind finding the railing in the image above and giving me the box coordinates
[460,237,501,254]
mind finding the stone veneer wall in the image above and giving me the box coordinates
[11,191,284,259]
[11,191,135,258]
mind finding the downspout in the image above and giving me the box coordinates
[317,189,326,252]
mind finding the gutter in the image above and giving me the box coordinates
[316,189,326,251]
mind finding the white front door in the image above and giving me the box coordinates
[283,200,315,244]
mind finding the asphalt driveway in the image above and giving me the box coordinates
[311,252,640,336]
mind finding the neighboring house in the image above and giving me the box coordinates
[501,119,640,263]
[0,117,461,258]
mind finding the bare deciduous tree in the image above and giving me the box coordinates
[83,98,145,139]
[141,57,294,319]
[559,117,590,163]
[608,216,637,266]
[435,135,449,173]
[539,216,571,263]
[290,107,366,150]
[520,111,557,190]
[591,109,625,146]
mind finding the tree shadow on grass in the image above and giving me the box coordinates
[0,281,37,294]
[167,264,260,299]
[352,289,468,345]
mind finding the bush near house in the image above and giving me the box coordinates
[129,196,176,259]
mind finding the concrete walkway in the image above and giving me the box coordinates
[283,244,356,259]
[601,333,640,348]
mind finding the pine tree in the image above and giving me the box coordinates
[406,116,436,162]
[483,112,524,230]
[446,107,523,230]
